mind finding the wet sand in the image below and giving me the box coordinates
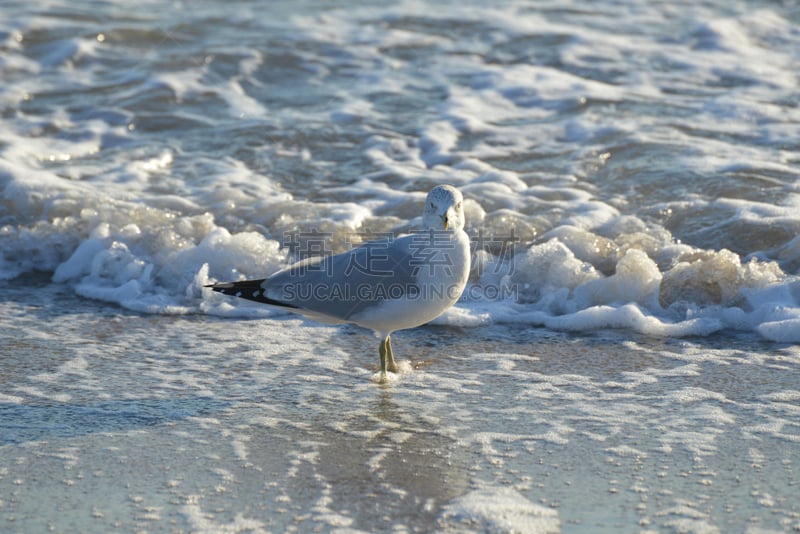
[1,279,799,532]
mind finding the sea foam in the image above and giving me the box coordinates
[0,0,798,343]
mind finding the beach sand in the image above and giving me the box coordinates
[2,276,798,533]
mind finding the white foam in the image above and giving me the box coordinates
[666,387,729,405]
[0,392,25,404]
[439,485,559,533]
[181,500,268,534]
[0,0,798,341]
[756,318,800,343]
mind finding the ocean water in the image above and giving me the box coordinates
[1,0,799,532]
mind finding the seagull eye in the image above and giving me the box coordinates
[456,201,462,210]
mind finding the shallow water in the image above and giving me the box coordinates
[2,277,799,532]
[2,0,800,531]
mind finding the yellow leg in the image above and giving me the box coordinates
[379,337,388,375]
[385,335,399,373]
[379,335,399,377]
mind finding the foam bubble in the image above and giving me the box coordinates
[756,318,800,343]
[439,485,560,533]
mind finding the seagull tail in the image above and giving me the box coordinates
[206,279,298,309]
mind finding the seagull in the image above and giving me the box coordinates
[207,185,471,381]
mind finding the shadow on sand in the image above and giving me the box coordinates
[0,397,228,445]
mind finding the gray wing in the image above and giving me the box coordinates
[264,233,420,321]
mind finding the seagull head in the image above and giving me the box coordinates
[422,185,465,231]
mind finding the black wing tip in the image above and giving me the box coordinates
[206,279,265,295]
[205,282,232,289]
[206,279,298,309]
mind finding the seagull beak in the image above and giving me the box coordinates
[441,213,449,230]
